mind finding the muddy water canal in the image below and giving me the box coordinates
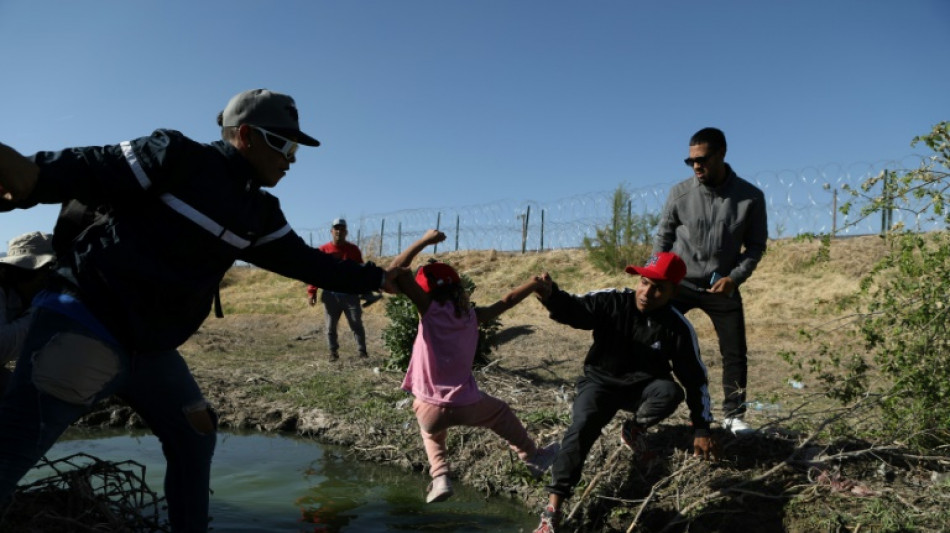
[29,430,537,532]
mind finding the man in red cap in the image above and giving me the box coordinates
[531,252,716,533]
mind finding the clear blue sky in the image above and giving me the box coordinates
[1,0,948,250]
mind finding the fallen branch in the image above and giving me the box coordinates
[655,396,875,533]
[566,444,624,522]
[626,456,700,533]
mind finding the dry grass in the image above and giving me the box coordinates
[217,235,891,415]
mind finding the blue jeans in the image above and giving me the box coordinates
[321,291,367,355]
[0,309,216,532]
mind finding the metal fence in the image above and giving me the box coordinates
[300,154,942,256]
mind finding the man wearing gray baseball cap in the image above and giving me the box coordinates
[219,88,321,148]
[0,89,402,532]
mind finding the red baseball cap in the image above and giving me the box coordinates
[415,262,461,293]
[625,252,687,284]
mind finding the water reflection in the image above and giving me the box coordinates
[30,430,535,532]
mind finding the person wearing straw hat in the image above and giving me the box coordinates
[0,231,56,395]
[0,89,403,532]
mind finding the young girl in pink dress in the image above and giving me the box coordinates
[391,229,558,503]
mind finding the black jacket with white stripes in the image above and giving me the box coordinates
[24,129,384,353]
[541,284,713,433]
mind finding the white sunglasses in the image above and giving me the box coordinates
[251,126,299,160]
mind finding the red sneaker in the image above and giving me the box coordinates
[533,505,560,533]
[620,420,645,452]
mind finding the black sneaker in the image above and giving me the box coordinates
[525,442,560,479]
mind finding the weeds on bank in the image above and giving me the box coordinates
[520,408,570,427]
[250,375,409,427]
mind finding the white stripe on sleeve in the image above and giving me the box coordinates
[254,224,292,246]
[159,193,251,249]
[120,141,152,190]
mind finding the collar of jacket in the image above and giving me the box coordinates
[212,140,263,193]
[695,163,737,193]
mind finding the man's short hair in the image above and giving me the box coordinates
[690,127,727,154]
[217,112,239,142]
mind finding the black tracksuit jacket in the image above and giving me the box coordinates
[543,285,713,433]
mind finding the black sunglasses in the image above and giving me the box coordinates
[684,152,719,167]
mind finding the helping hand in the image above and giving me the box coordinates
[534,272,554,301]
[692,435,719,461]
[0,143,39,201]
[381,267,410,294]
[384,267,415,295]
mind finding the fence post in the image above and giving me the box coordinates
[885,172,893,232]
[880,170,893,235]
[521,206,531,254]
[398,222,402,252]
[379,219,385,257]
[831,189,837,238]
[434,212,441,253]
[455,214,460,251]
[540,209,545,252]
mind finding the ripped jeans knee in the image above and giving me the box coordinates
[184,401,218,436]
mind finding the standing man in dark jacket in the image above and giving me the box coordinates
[0,89,400,532]
[654,127,768,436]
[531,252,716,533]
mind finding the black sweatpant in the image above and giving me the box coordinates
[547,376,684,498]
[671,287,747,418]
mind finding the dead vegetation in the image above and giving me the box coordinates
[3,454,168,532]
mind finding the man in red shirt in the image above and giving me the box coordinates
[307,219,380,360]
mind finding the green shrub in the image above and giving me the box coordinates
[583,184,658,272]
[382,268,500,372]
[794,122,950,451]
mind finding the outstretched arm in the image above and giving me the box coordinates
[474,277,543,324]
[388,229,446,269]
[0,143,39,203]
[393,267,432,315]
